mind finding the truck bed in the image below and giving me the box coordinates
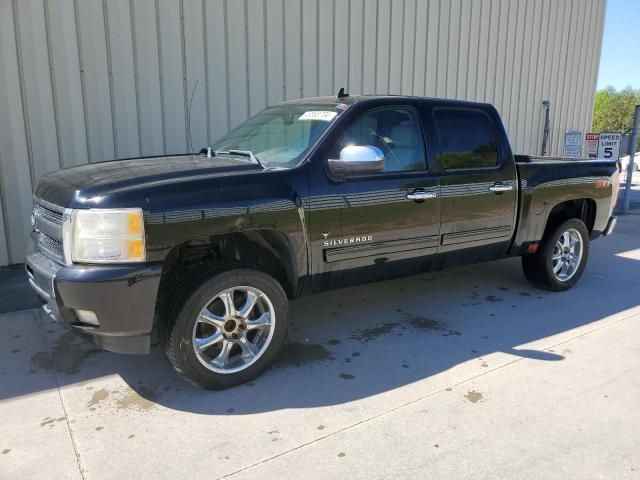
[511,155,619,253]
[515,154,618,166]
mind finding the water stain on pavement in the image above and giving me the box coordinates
[406,315,440,331]
[87,389,109,408]
[29,352,53,373]
[30,332,101,375]
[464,390,483,403]
[116,386,158,411]
[274,342,334,368]
[84,385,158,412]
[349,310,461,342]
[400,310,462,337]
[485,295,503,303]
[349,322,400,343]
[339,373,355,380]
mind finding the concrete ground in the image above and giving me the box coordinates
[1,215,640,480]
[617,169,640,212]
[0,266,43,314]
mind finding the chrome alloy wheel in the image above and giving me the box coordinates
[191,286,275,374]
[552,228,583,282]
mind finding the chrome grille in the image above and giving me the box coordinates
[34,203,63,226]
[38,233,64,263]
[33,199,65,264]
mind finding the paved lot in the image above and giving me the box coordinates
[617,169,640,211]
[0,266,43,314]
[1,214,640,480]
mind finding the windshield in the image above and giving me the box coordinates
[210,103,343,168]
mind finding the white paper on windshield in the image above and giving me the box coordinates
[299,111,337,121]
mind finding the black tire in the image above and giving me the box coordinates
[521,218,590,291]
[165,268,289,390]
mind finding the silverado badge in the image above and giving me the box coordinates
[323,235,373,247]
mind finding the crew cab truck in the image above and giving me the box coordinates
[26,93,619,389]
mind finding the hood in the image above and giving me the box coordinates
[35,154,263,207]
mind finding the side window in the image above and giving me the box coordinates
[434,109,499,169]
[335,107,426,173]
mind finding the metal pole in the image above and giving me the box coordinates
[622,105,640,214]
[541,100,551,156]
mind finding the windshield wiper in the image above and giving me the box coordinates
[214,149,266,169]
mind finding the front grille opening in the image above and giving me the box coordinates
[34,203,63,225]
[33,199,65,264]
[38,233,64,262]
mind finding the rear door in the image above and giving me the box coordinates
[307,103,441,291]
[429,107,517,257]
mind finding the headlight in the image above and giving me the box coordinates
[67,208,146,263]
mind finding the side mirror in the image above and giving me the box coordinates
[328,145,385,177]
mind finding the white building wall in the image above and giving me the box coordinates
[0,0,606,265]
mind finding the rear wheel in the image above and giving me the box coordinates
[166,269,289,389]
[522,218,590,291]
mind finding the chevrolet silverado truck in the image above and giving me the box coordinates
[26,93,619,389]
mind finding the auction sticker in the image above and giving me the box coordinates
[299,111,338,121]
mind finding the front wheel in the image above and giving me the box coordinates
[522,218,590,291]
[166,269,289,390]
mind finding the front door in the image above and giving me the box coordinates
[307,104,441,291]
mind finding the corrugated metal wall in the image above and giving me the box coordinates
[0,0,606,266]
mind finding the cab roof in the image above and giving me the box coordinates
[278,94,492,109]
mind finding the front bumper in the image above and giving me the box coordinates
[26,252,162,354]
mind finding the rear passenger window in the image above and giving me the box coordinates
[434,109,499,169]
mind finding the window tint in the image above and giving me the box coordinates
[335,107,426,173]
[434,109,499,169]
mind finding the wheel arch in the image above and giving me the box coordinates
[153,229,300,344]
[542,198,597,241]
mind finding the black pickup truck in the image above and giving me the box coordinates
[27,93,619,389]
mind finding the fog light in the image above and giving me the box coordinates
[75,309,99,326]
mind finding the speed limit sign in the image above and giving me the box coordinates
[597,132,622,159]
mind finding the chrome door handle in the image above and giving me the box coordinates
[406,191,437,201]
[489,183,513,193]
